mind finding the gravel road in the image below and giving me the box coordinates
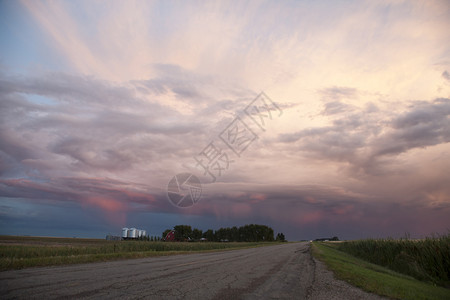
[0,242,386,299]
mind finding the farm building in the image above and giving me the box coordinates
[164,230,176,241]
[122,227,147,240]
[105,235,121,241]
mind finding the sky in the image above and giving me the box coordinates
[0,0,449,240]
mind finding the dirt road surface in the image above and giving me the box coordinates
[0,242,385,299]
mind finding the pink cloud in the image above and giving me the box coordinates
[305,196,318,204]
[231,203,252,217]
[332,204,354,215]
[299,211,325,224]
[0,177,159,218]
[84,196,127,212]
[249,193,266,203]
[83,196,127,226]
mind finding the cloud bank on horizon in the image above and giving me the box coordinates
[1,0,449,239]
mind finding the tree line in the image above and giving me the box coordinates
[162,224,287,242]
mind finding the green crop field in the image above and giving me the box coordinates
[312,234,450,300]
[336,234,450,287]
[0,235,276,271]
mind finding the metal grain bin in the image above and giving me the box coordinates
[122,228,129,239]
[128,228,137,238]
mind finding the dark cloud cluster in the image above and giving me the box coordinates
[1,70,449,239]
[443,70,450,81]
[0,68,258,226]
[193,182,450,239]
[280,94,450,177]
[0,177,158,208]
[0,68,232,179]
[374,99,450,157]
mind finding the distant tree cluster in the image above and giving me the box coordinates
[276,233,286,242]
[314,236,339,242]
[162,224,286,242]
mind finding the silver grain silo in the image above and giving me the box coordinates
[122,228,129,239]
[128,228,137,239]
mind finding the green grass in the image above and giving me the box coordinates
[0,235,278,271]
[335,234,450,287]
[312,242,450,300]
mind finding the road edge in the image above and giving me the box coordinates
[311,242,450,300]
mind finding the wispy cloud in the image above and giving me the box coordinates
[1,0,449,239]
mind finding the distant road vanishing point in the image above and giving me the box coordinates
[0,242,385,299]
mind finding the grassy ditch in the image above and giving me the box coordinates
[335,234,450,287]
[312,242,450,300]
[0,235,277,271]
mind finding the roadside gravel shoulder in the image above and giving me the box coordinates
[308,252,388,300]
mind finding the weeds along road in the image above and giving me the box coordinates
[0,242,385,299]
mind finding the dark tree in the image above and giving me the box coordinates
[192,228,203,240]
[203,229,215,241]
[174,225,192,241]
[162,224,276,242]
[231,226,239,242]
[276,233,286,242]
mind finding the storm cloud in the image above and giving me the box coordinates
[1,0,449,239]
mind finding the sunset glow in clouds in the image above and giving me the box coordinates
[1,0,449,239]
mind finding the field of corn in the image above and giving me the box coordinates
[335,233,450,287]
[0,235,270,270]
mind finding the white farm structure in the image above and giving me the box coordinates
[122,227,147,240]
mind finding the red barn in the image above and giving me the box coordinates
[164,230,176,242]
